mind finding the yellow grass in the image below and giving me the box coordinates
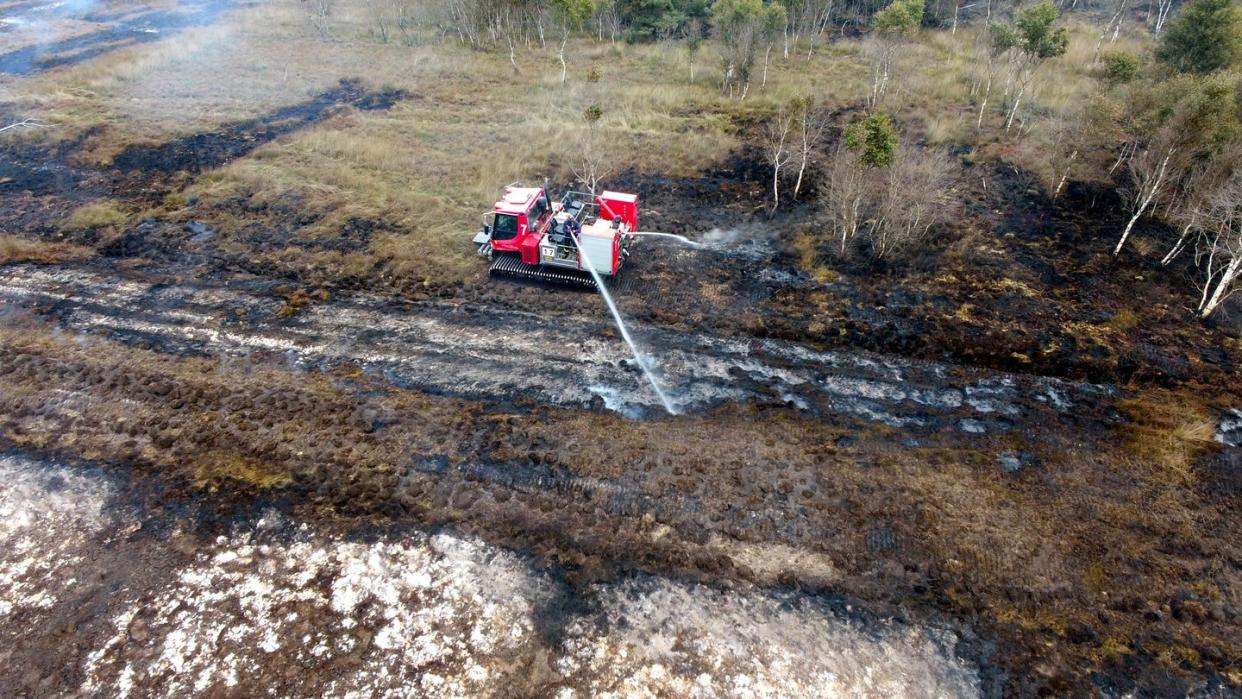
[0,235,93,264]
[63,200,129,232]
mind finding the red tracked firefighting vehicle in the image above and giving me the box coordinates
[472,185,638,287]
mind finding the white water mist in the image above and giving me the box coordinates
[572,233,678,415]
[629,231,705,248]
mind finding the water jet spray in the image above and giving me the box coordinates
[571,230,678,416]
[628,231,705,248]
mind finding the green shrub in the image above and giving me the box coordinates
[1102,50,1140,84]
[1157,0,1242,74]
[845,113,899,168]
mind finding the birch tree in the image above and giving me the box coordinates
[1116,140,1175,254]
[1115,76,1241,254]
[1000,1,1068,131]
[822,145,869,252]
[713,0,786,99]
[574,103,610,194]
[554,0,597,84]
[760,2,789,88]
[872,146,953,258]
[1192,170,1242,317]
[868,0,924,109]
[684,18,704,81]
[791,95,827,199]
[763,105,796,210]
[301,0,334,37]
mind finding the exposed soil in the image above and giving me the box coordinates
[1,13,1241,698]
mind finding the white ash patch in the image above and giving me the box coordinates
[554,578,980,699]
[80,526,555,699]
[78,520,980,698]
[1217,408,1242,447]
[0,455,116,621]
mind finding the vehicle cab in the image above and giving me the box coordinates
[479,186,558,265]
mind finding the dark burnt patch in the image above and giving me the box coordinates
[112,79,411,174]
[0,0,239,76]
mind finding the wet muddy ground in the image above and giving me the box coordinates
[1,3,1241,696]
[1,254,1238,697]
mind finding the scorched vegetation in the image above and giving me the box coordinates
[1,0,1241,697]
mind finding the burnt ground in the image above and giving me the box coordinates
[0,0,243,76]
[1,50,1241,699]
[0,78,410,242]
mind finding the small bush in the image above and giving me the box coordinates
[587,65,602,82]
[1101,50,1140,84]
[845,112,899,168]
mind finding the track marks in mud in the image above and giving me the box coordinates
[0,264,1117,433]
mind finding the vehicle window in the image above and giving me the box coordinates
[492,213,519,241]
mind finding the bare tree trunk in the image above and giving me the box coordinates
[762,45,772,87]
[1201,255,1241,317]
[1005,84,1025,131]
[764,110,793,211]
[976,41,994,129]
[1116,147,1173,255]
[0,118,50,133]
[1162,216,1196,265]
[773,159,782,210]
[1154,0,1173,34]
[1110,141,1136,175]
[1054,150,1077,199]
[1093,0,1129,62]
[558,34,568,83]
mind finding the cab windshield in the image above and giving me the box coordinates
[492,213,520,241]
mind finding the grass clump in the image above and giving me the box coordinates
[62,200,129,232]
[1116,393,1218,486]
[194,452,293,492]
[0,235,93,264]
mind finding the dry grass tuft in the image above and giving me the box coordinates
[0,235,93,264]
[62,200,129,232]
[194,452,293,492]
[1116,394,1218,486]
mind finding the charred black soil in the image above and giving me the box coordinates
[0,78,411,242]
[1,19,1241,698]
